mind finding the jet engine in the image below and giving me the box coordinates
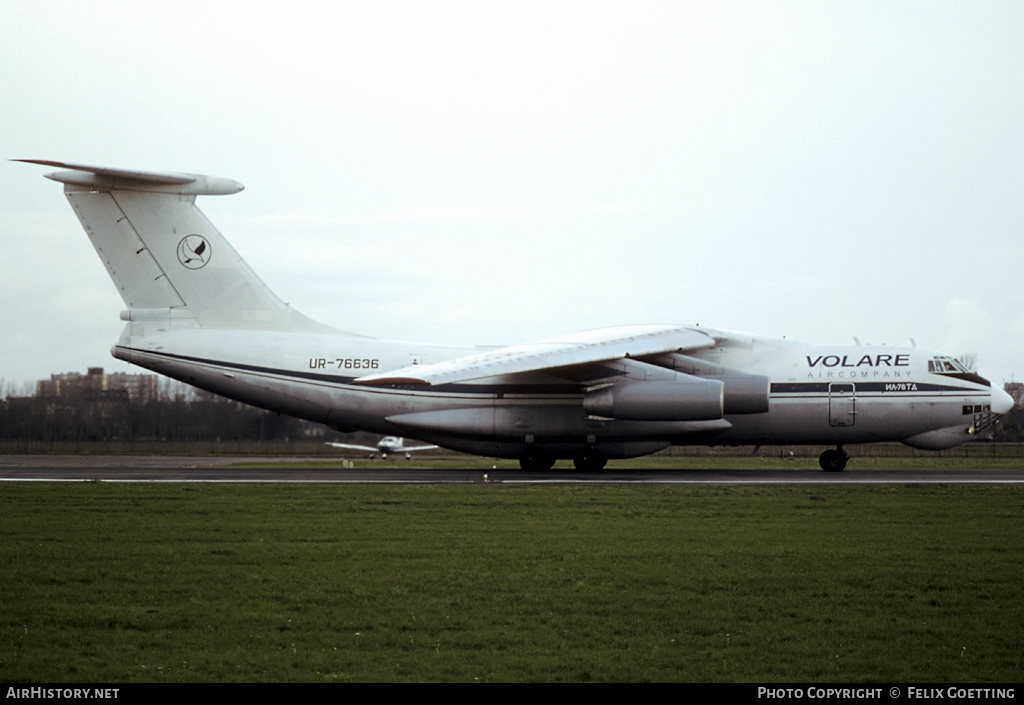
[583,376,724,421]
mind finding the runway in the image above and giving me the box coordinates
[1,455,1023,485]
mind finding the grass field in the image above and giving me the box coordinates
[1,482,1022,682]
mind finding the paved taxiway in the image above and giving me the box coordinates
[1,455,1023,485]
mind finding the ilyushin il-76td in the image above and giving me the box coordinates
[20,160,1014,471]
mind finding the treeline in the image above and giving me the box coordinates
[0,388,335,442]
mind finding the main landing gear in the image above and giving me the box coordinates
[573,448,607,472]
[818,446,849,472]
[518,448,608,471]
[519,449,555,472]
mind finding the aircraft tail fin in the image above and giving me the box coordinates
[19,160,334,333]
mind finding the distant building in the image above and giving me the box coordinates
[35,367,158,403]
[106,371,159,403]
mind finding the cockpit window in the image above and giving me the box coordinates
[928,355,991,387]
[929,356,971,374]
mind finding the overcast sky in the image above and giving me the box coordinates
[3,1,1023,392]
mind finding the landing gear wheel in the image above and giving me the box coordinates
[819,448,848,472]
[573,449,607,472]
[519,449,555,471]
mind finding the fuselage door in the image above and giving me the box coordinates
[828,383,856,427]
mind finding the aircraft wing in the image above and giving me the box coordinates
[400,444,439,452]
[354,324,716,386]
[325,442,379,452]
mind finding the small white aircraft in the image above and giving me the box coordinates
[326,436,437,459]
[20,160,1014,471]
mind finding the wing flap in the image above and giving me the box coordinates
[354,324,715,386]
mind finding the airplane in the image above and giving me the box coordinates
[326,436,438,459]
[18,159,1015,472]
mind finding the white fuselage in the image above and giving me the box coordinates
[23,159,1010,470]
[113,322,1005,460]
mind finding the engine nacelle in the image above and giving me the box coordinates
[583,378,724,421]
[639,353,770,414]
[719,374,770,414]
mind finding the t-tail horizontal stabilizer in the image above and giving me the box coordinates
[18,159,338,334]
[13,159,244,195]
